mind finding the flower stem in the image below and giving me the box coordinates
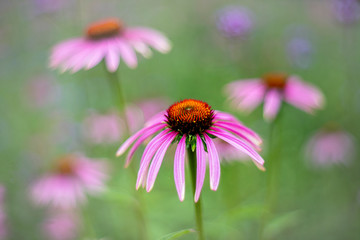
[258,114,283,240]
[103,63,147,240]
[187,148,205,240]
[103,64,130,136]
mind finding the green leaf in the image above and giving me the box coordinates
[158,229,196,240]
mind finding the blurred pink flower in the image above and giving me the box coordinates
[305,126,355,167]
[43,210,79,240]
[225,73,325,121]
[0,185,7,240]
[30,154,109,209]
[333,0,360,25]
[117,99,264,202]
[83,111,124,144]
[82,98,168,144]
[50,18,171,73]
[25,75,61,108]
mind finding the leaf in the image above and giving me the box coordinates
[158,229,196,240]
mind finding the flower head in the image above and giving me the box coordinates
[30,154,109,209]
[305,124,355,168]
[333,0,360,25]
[117,99,264,202]
[50,18,171,73]
[225,73,325,121]
[216,6,254,38]
[286,27,314,69]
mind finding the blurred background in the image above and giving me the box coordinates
[0,0,359,239]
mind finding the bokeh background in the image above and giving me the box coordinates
[1,0,360,239]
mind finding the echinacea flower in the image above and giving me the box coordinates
[30,154,108,209]
[0,185,6,240]
[116,99,264,202]
[305,124,355,168]
[82,111,124,144]
[50,18,171,73]
[216,6,254,38]
[43,210,79,240]
[225,73,325,121]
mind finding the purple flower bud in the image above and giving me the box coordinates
[216,6,254,38]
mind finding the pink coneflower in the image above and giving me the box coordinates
[305,125,355,167]
[225,73,325,121]
[0,185,6,240]
[82,111,124,144]
[50,18,171,73]
[116,99,264,202]
[30,154,108,209]
[43,210,79,240]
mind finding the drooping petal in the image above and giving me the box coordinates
[263,89,283,121]
[207,128,265,170]
[124,27,172,53]
[195,134,206,202]
[117,38,138,68]
[125,123,167,167]
[129,40,153,58]
[50,38,85,68]
[146,132,177,192]
[284,76,325,113]
[116,122,166,156]
[173,135,187,201]
[136,129,172,189]
[212,122,261,150]
[203,134,220,191]
[84,42,107,70]
[144,111,167,127]
[105,40,120,72]
[213,120,262,146]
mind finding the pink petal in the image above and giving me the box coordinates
[173,135,187,201]
[117,38,138,68]
[146,132,177,192]
[195,134,206,202]
[116,122,166,156]
[105,40,120,72]
[207,128,265,170]
[203,134,220,191]
[213,122,261,150]
[228,82,266,113]
[50,38,84,68]
[284,76,325,113]
[263,89,282,121]
[124,27,171,53]
[136,129,172,189]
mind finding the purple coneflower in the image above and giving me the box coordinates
[216,6,254,38]
[225,73,325,121]
[116,99,264,202]
[50,18,171,73]
[305,124,355,167]
[333,0,360,25]
[30,154,108,209]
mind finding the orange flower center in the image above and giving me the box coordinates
[86,19,124,40]
[166,99,214,135]
[55,156,76,175]
[262,73,288,89]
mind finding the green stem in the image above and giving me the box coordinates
[103,63,147,240]
[188,148,205,240]
[103,63,130,136]
[258,115,283,240]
